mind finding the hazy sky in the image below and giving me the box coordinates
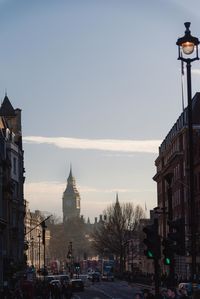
[1,0,200,221]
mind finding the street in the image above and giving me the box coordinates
[1,1,198,293]
[71,280,144,299]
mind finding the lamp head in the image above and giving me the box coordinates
[177,22,199,57]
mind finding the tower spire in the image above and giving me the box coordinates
[68,164,73,181]
[116,192,119,203]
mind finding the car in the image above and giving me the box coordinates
[70,279,84,291]
[46,275,56,283]
[102,273,114,281]
[88,272,101,282]
[57,274,70,283]
[178,282,193,295]
[49,279,61,288]
[79,274,91,286]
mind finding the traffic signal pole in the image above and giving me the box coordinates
[143,218,161,298]
[154,257,160,299]
[154,218,160,299]
[165,173,175,286]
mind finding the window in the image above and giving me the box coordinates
[13,157,17,175]
[194,174,198,191]
[198,172,200,191]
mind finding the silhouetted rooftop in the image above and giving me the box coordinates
[0,95,15,117]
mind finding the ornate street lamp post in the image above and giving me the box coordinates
[176,22,199,280]
[31,237,34,266]
[41,221,47,277]
[38,233,41,271]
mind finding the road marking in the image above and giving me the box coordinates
[72,295,81,299]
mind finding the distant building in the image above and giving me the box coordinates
[62,167,81,223]
[0,95,25,286]
[24,206,50,270]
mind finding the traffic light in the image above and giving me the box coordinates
[162,238,173,265]
[143,220,161,260]
[74,262,80,271]
[168,218,185,255]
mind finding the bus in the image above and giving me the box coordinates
[101,260,114,281]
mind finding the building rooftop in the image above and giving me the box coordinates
[159,92,200,154]
[0,95,15,117]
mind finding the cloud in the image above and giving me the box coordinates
[79,186,154,194]
[24,181,156,220]
[23,136,161,154]
[25,181,154,196]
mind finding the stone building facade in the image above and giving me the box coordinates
[0,95,25,286]
[153,92,200,279]
[24,206,50,271]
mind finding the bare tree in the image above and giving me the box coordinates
[92,199,145,273]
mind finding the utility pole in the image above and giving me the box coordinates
[41,220,47,280]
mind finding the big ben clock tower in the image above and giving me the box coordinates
[62,166,81,223]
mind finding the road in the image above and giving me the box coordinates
[72,280,144,299]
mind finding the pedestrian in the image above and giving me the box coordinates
[143,289,154,299]
[0,287,4,299]
[1,286,13,299]
[166,287,178,299]
[42,282,50,299]
[13,284,23,299]
[159,288,167,299]
[62,282,73,299]
[134,292,143,299]
[50,283,61,299]
[193,289,200,299]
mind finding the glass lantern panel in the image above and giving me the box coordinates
[182,41,195,55]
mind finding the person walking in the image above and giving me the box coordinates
[193,289,200,299]
[63,283,73,299]
[134,292,143,299]
[166,287,178,299]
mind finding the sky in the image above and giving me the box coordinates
[1,0,200,222]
